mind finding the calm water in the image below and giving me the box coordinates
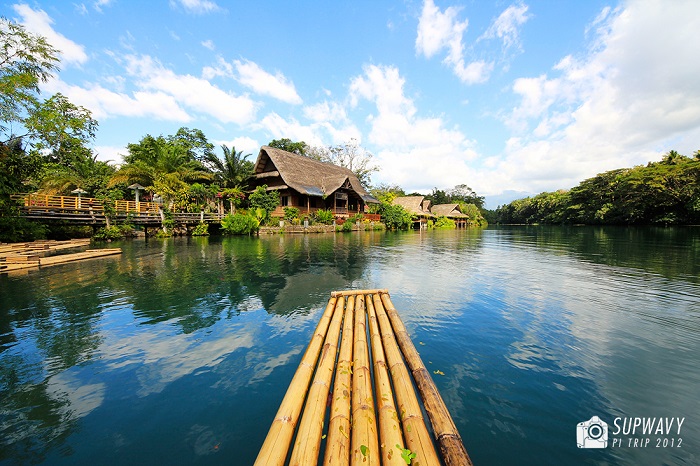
[1,227,699,465]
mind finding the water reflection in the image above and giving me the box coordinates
[1,227,699,465]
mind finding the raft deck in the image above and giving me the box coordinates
[255,289,472,466]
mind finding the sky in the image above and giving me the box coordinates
[4,0,700,208]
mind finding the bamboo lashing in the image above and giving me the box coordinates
[255,290,471,466]
[324,296,355,465]
[380,294,473,466]
[255,297,338,466]
[365,295,405,465]
[290,296,347,465]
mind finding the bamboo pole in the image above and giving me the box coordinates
[380,294,473,466]
[290,296,347,465]
[324,295,355,465]
[254,297,339,466]
[350,295,380,466]
[365,294,406,466]
[330,289,389,298]
[372,294,441,466]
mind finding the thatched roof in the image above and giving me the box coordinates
[431,203,468,218]
[253,146,378,203]
[392,196,433,217]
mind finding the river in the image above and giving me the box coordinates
[1,226,699,465]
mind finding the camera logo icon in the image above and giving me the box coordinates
[577,416,608,448]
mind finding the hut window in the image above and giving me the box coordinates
[281,196,289,206]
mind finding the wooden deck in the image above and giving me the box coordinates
[0,240,121,274]
[255,289,472,466]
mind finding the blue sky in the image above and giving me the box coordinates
[5,0,700,207]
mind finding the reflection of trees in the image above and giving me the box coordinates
[500,226,700,281]
[0,372,77,464]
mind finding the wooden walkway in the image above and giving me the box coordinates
[256,289,472,466]
[11,193,224,226]
[0,240,121,274]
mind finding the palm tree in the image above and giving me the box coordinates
[109,141,212,207]
[204,145,254,189]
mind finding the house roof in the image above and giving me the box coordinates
[431,203,468,218]
[392,196,433,217]
[254,146,378,203]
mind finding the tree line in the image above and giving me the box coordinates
[495,151,700,225]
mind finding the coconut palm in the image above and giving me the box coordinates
[204,145,254,189]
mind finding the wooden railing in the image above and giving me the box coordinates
[12,193,160,214]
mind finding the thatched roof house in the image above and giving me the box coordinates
[431,204,467,218]
[249,146,378,218]
[391,196,433,217]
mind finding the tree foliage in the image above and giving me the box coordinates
[426,184,484,209]
[306,139,379,188]
[204,144,253,189]
[248,185,280,222]
[378,202,412,230]
[268,138,307,156]
[496,151,700,225]
[0,17,60,142]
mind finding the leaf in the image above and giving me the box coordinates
[434,369,445,376]
[360,445,368,457]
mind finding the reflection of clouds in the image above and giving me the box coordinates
[97,321,256,397]
[247,346,303,386]
[47,371,106,419]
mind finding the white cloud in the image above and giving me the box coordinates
[45,78,192,122]
[13,3,88,65]
[259,112,325,146]
[415,0,492,84]
[480,2,531,50]
[201,39,215,50]
[234,59,302,105]
[93,0,113,13]
[497,0,700,195]
[125,54,259,124]
[171,0,221,14]
[349,64,478,192]
[94,145,127,164]
[215,137,260,156]
[202,56,234,80]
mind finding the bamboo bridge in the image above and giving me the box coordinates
[11,193,224,227]
[256,289,472,466]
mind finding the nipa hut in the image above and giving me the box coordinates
[391,196,434,229]
[249,146,379,218]
[431,203,469,228]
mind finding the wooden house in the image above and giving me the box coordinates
[431,203,469,228]
[392,196,434,229]
[249,146,379,218]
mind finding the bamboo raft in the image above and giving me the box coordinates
[0,247,121,273]
[255,289,472,466]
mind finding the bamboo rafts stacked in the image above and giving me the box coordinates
[255,289,472,466]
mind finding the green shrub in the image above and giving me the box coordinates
[433,216,456,229]
[283,207,300,222]
[93,226,124,241]
[93,224,136,240]
[0,216,47,243]
[191,222,209,236]
[221,213,259,235]
[313,209,334,225]
[341,220,353,232]
[378,203,413,230]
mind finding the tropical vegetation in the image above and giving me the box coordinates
[495,151,700,225]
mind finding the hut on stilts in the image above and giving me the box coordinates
[255,289,472,466]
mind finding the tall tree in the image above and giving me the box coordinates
[204,144,254,189]
[306,139,379,188]
[0,17,60,144]
[268,138,307,156]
